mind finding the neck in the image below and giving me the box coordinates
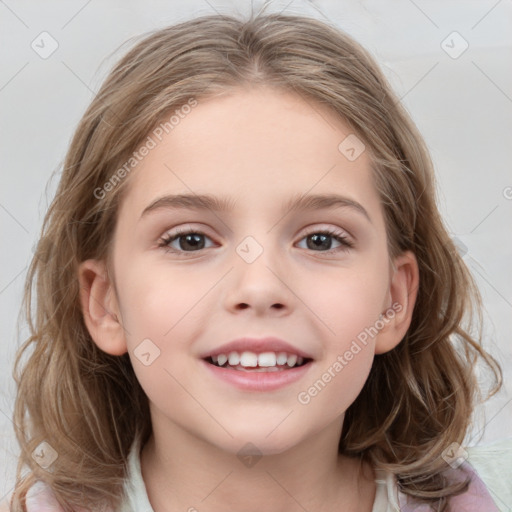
[140,408,376,512]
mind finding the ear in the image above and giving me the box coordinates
[375,250,419,354]
[78,259,127,356]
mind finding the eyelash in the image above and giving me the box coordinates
[157,227,354,256]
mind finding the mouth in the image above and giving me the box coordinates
[204,351,313,372]
[200,337,315,391]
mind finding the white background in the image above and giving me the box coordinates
[1,0,511,502]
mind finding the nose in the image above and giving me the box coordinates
[223,238,294,317]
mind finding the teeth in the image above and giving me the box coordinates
[228,352,240,365]
[258,352,277,367]
[209,350,307,369]
[240,351,258,367]
[276,352,288,365]
[234,365,281,372]
[287,354,297,367]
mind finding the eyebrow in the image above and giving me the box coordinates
[140,192,371,223]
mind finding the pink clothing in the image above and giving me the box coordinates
[396,461,500,511]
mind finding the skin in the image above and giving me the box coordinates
[79,86,419,511]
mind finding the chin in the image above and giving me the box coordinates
[209,422,304,457]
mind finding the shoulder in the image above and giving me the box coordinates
[16,435,147,512]
[22,481,112,512]
[25,481,66,512]
[393,439,512,511]
[465,438,512,509]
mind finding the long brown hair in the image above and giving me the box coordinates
[11,12,501,511]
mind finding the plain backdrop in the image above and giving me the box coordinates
[1,0,511,501]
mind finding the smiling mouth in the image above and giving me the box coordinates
[204,351,312,372]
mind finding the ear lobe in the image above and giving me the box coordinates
[78,259,127,356]
[375,250,419,355]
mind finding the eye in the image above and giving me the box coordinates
[158,228,215,254]
[296,228,353,253]
[157,227,353,256]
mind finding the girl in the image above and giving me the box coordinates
[8,11,510,512]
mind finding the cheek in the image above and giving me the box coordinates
[117,260,211,342]
[298,255,389,417]
[114,262,212,396]
[296,337,375,420]
[308,264,389,343]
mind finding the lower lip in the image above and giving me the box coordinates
[201,359,313,392]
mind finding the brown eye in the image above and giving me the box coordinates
[297,229,353,253]
[174,233,206,251]
[158,230,215,253]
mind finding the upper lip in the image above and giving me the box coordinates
[200,337,314,360]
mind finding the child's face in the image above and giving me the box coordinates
[84,86,417,456]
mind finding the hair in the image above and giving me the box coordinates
[11,11,502,512]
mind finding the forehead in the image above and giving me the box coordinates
[117,86,382,223]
